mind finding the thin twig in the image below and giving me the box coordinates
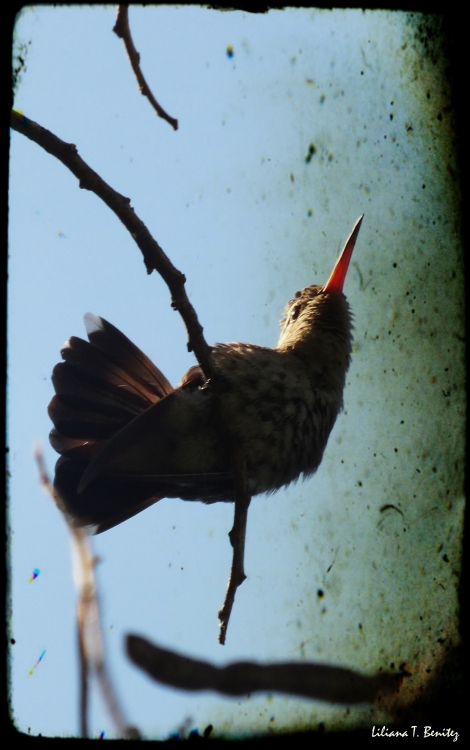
[35,447,140,739]
[127,635,403,704]
[218,452,251,644]
[113,6,178,131]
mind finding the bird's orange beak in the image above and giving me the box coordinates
[323,215,364,294]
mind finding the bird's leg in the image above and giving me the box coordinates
[218,451,251,645]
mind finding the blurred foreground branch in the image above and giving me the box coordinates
[35,447,140,739]
[127,635,403,705]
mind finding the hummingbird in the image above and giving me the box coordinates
[48,216,363,533]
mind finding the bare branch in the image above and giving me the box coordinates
[15,110,251,643]
[11,110,214,379]
[113,6,178,131]
[127,635,403,705]
[35,447,140,739]
[218,452,251,644]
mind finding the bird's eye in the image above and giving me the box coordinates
[290,305,301,321]
[295,290,302,298]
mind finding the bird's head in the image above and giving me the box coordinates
[276,216,363,382]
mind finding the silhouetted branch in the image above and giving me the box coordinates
[77,619,89,737]
[14,110,251,642]
[35,447,140,739]
[127,635,403,704]
[113,6,178,131]
[218,451,251,644]
[11,110,213,377]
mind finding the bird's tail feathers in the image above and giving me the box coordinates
[48,314,173,459]
[47,314,173,532]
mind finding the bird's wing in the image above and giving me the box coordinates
[55,388,233,534]
[77,388,231,492]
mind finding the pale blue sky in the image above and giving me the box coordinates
[9,6,464,739]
